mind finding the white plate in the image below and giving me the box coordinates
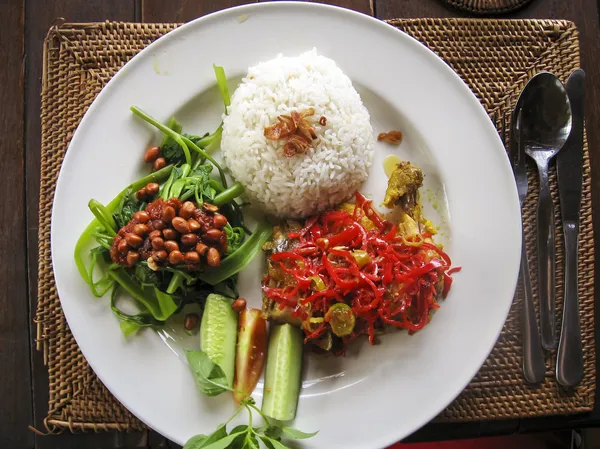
[52,3,521,448]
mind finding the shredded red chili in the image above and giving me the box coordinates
[261,192,460,354]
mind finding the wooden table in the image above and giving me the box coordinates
[2,0,599,448]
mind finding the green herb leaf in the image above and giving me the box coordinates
[228,426,249,449]
[113,190,145,228]
[243,433,259,449]
[185,350,230,396]
[200,431,246,449]
[259,437,291,449]
[183,434,208,449]
[262,426,282,440]
[280,426,318,440]
[200,424,228,447]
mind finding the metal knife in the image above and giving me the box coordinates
[556,69,585,387]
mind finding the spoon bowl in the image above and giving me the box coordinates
[521,72,572,163]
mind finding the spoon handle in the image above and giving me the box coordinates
[537,163,557,350]
[556,221,583,386]
[520,226,546,384]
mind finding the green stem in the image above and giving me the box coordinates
[180,135,228,188]
[166,272,184,294]
[248,403,272,428]
[213,182,244,206]
[88,199,117,236]
[213,65,231,108]
[130,106,192,166]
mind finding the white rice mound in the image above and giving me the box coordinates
[221,49,374,218]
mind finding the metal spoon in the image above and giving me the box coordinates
[520,72,572,350]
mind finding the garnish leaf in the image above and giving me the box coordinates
[262,426,282,440]
[185,350,229,396]
[280,426,318,439]
[200,431,246,449]
[244,434,259,449]
[259,437,290,449]
[182,434,208,449]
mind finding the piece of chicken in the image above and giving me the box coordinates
[382,160,423,215]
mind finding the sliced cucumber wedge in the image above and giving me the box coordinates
[200,293,238,387]
[261,323,304,421]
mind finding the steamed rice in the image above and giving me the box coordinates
[221,49,374,218]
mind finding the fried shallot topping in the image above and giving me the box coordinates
[264,108,321,157]
[377,130,403,145]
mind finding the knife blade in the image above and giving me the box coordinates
[556,68,585,387]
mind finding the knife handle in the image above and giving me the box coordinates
[536,164,557,350]
[556,221,583,387]
[520,228,546,384]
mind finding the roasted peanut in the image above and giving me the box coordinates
[206,247,221,267]
[162,228,177,240]
[172,217,190,234]
[231,298,247,312]
[144,146,160,163]
[162,206,176,223]
[151,237,165,250]
[133,211,150,223]
[184,251,200,264]
[133,223,149,236]
[135,188,147,201]
[126,251,140,265]
[202,203,219,213]
[195,242,209,256]
[148,229,162,240]
[145,182,160,196]
[153,250,168,262]
[188,219,202,233]
[153,157,167,171]
[125,233,143,248]
[168,250,184,264]
[117,238,129,255]
[179,201,196,219]
[151,220,167,231]
[212,213,228,229]
[203,228,223,242]
[164,240,179,253]
[184,313,199,331]
[180,233,198,246]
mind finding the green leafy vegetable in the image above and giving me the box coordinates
[107,268,178,321]
[182,398,317,449]
[113,190,145,228]
[185,350,230,396]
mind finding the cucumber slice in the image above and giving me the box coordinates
[200,293,238,387]
[261,324,304,421]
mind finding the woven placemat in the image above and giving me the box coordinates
[36,19,595,433]
[441,0,533,14]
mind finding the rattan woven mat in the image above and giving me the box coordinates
[36,19,595,433]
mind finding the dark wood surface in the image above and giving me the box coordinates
[2,0,598,447]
